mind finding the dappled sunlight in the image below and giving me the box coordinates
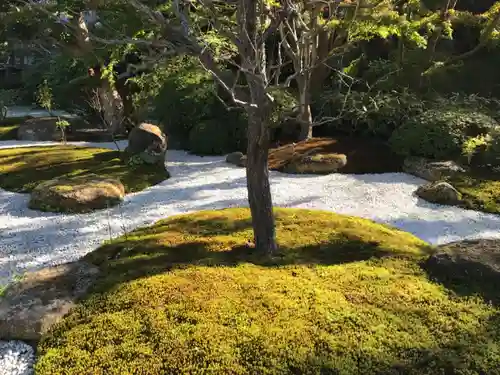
[32,209,499,374]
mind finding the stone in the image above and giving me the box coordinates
[226,152,246,167]
[127,123,167,165]
[17,117,62,141]
[403,157,465,182]
[0,261,100,342]
[415,181,462,205]
[424,239,500,305]
[29,174,125,213]
[284,153,347,174]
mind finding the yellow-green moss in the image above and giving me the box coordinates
[0,145,169,193]
[0,117,29,140]
[36,208,500,374]
[450,169,500,214]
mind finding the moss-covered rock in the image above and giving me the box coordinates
[284,152,347,174]
[35,208,500,374]
[415,181,462,206]
[29,174,125,213]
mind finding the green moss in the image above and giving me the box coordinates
[0,117,25,140]
[36,208,500,374]
[450,169,500,214]
[0,145,169,194]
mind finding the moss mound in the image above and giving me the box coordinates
[0,145,169,194]
[449,168,500,214]
[36,209,500,374]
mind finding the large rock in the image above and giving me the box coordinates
[0,261,100,342]
[17,117,62,141]
[403,157,465,182]
[415,181,462,205]
[424,239,500,305]
[226,151,246,167]
[127,123,167,165]
[29,174,125,213]
[283,153,347,174]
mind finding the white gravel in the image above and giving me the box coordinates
[0,341,35,375]
[1,140,500,288]
[1,140,500,374]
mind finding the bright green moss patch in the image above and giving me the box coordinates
[450,168,500,214]
[36,208,500,374]
[0,145,169,193]
[0,117,25,140]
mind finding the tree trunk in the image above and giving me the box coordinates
[98,79,124,134]
[297,76,313,141]
[245,100,277,253]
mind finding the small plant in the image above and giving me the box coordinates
[36,80,54,115]
[462,135,490,165]
[56,119,71,144]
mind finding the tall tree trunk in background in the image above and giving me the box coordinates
[97,79,124,134]
[296,75,313,140]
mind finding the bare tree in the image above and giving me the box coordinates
[74,0,285,253]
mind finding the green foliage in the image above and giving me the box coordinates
[36,80,53,113]
[389,108,499,159]
[35,208,500,374]
[268,87,298,128]
[133,56,247,151]
[315,89,426,138]
[23,55,93,114]
[483,129,500,166]
[189,120,231,155]
[56,119,70,129]
[462,135,489,164]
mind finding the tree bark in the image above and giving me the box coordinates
[245,99,277,253]
[237,0,277,253]
[297,76,313,141]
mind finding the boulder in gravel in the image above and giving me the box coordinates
[416,181,462,205]
[403,157,465,182]
[17,117,61,141]
[29,174,125,213]
[127,123,167,166]
[0,261,100,342]
[226,151,246,167]
[424,239,500,305]
[284,153,347,174]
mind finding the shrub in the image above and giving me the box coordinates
[188,120,231,155]
[483,130,500,166]
[314,89,426,139]
[389,108,499,159]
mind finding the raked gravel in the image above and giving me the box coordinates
[0,341,34,375]
[1,139,500,375]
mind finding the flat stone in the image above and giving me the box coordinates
[403,157,465,182]
[0,261,100,342]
